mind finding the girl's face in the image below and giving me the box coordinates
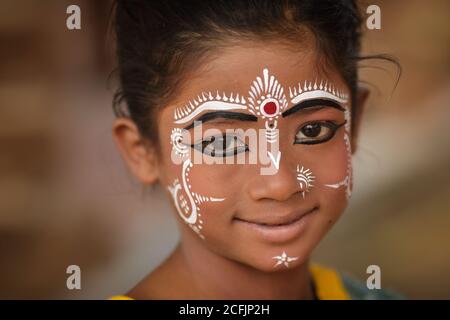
[156,41,353,272]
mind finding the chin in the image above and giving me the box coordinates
[240,247,311,273]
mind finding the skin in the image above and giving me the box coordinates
[113,38,368,299]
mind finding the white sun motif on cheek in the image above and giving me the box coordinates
[296,165,316,199]
[168,128,225,240]
[266,81,350,271]
[287,79,351,200]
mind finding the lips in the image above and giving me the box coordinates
[234,206,318,243]
[234,206,318,226]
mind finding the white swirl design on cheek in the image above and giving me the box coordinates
[170,128,189,157]
[168,158,225,240]
[296,165,316,199]
[170,96,226,239]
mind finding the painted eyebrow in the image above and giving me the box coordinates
[282,98,345,118]
[183,111,258,130]
[174,100,247,124]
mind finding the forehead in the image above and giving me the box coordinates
[163,39,347,115]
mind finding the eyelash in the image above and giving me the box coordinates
[191,134,248,157]
[294,120,346,145]
[191,120,346,157]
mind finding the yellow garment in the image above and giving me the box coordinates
[109,295,134,300]
[309,263,350,300]
[109,263,350,300]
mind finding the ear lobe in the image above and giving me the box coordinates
[351,86,370,153]
[112,118,160,185]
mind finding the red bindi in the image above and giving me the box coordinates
[262,101,277,116]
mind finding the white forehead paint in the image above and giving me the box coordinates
[174,91,247,124]
[296,165,316,199]
[289,79,348,104]
[272,251,298,268]
[248,68,288,118]
[248,68,288,171]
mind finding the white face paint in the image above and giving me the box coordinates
[169,72,350,240]
[170,128,189,157]
[173,67,289,177]
[322,100,351,200]
[248,68,288,171]
[288,80,351,200]
[174,91,247,124]
[168,132,225,240]
[168,68,286,240]
[296,165,316,199]
[272,251,298,268]
[289,80,348,104]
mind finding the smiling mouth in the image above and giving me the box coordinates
[234,206,318,227]
[233,206,319,243]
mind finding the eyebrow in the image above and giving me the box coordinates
[281,98,345,118]
[183,111,258,130]
[174,100,247,124]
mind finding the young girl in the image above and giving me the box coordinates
[110,0,401,300]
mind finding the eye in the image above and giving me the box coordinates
[191,134,249,157]
[294,120,346,145]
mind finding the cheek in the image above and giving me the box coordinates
[294,129,350,213]
[316,131,350,185]
[181,164,236,231]
[185,163,230,197]
[310,130,351,218]
[163,142,236,239]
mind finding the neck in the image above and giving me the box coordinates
[175,232,314,300]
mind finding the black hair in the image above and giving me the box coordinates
[112,0,375,146]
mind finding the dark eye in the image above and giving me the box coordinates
[192,134,248,157]
[295,120,346,145]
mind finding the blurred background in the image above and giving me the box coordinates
[0,0,449,299]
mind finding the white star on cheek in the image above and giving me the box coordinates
[272,251,299,268]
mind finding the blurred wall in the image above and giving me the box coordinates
[0,0,449,299]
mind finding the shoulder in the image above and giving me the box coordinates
[310,263,405,300]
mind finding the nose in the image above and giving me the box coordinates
[247,162,304,202]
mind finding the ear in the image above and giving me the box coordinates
[112,118,160,185]
[351,86,369,153]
